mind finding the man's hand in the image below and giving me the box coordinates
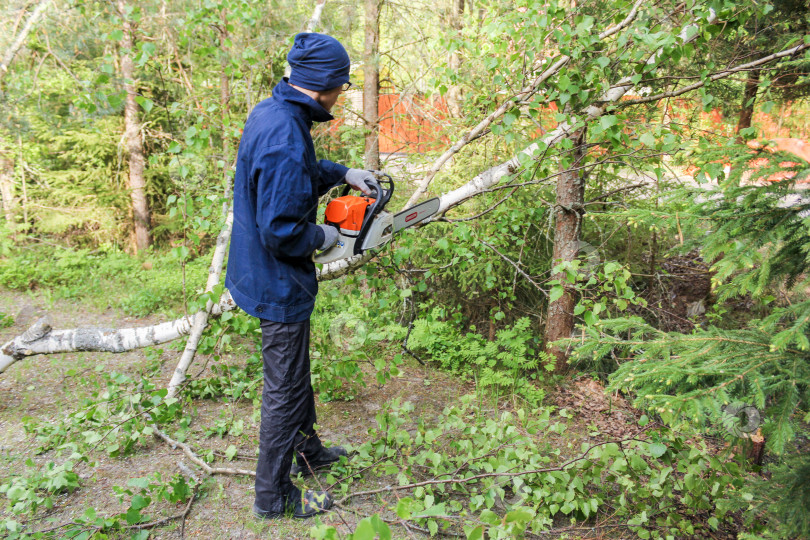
[344,169,380,195]
[317,224,339,250]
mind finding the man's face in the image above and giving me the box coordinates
[316,86,344,113]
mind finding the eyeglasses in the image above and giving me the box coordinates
[341,82,353,92]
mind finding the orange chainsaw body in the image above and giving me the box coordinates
[324,195,377,235]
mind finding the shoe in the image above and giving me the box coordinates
[253,489,333,520]
[290,445,348,477]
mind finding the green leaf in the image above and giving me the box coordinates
[130,494,150,511]
[134,96,153,114]
[639,132,655,147]
[108,29,124,41]
[466,526,484,540]
[396,497,413,519]
[125,507,142,525]
[352,518,375,540]
[549,286,564,303]
[479,509,500,525]
[504,507,534,523]
[648,442,667,458]
[600,115,618,130]
[370,514,391,540]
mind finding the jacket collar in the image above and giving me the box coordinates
[272,78,334,123]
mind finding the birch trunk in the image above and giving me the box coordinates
[165,207,233,397]
[544,130,586,374]
[163,8,236,399]
[0,296,236,374]
[0,153,14,226]
[119,0,152,253]
[363,0,381,170]
[0,0,52,82]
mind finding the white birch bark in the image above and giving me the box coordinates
[164,206,233,398]
[0,296,236,374]
[0,0,52,82]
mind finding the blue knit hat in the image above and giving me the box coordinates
[287,33,350,92]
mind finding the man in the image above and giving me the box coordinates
[225,32,378,520]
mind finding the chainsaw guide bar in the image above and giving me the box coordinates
[392,197,440,233]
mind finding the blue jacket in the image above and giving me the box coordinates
[225,79,348,322]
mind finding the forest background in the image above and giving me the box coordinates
[1,0,810,538]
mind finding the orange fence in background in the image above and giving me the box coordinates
[376,94,450,153]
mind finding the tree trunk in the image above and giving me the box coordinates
[363,0,381,170]
[736,68,760,138]
[118,0,151,253]
[0,154,15,226]
[544,129,586,374]
[446,0,464,117]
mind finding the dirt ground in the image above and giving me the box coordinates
[0,288,652,539]
[0,289,473,539]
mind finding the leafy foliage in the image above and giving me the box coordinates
[313,397,746,539]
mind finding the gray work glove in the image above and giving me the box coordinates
[343,168,379,195]
[317,224,339,250]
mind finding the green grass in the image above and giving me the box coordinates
[0,243,211,317]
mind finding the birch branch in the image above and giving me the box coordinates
[154,427,255,476]
[402,0,645,209]
[284,0,328,78]
[426,8,721,219]
[0,295,236,374]
[0,0,52,82]
[165,205,233,398]
[305,0,327,33]
[618,42,810,107]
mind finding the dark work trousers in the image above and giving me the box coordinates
[254,318,323,513]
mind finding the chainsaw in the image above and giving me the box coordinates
[313,174,440,264]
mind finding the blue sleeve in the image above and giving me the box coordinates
[315,159,350,196]
[254,145,325,258]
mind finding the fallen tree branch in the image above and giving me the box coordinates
[0,295,236,374]
[153,427,255,476]
[337,431,648,505]
[166,204,233,398]
[618,42,810,107]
